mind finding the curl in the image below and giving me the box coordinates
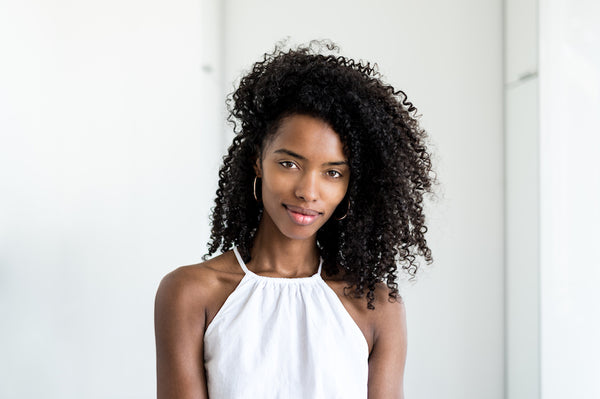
[205,40,436,309]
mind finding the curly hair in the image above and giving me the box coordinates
[205,41,434,309]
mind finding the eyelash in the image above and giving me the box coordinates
[279,161,297,169]
[279,161,343,179]
[327,170,342,178]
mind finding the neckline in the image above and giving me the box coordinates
[232,247,323,282]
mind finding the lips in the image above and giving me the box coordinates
[284,204,321,216]
[284,204,322,225]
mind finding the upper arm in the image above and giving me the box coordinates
[367,296,408,399]
[154,268,209,399]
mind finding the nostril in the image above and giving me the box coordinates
[295,191,318,202]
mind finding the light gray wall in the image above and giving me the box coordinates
[504,0,540,397]
[539,0,600,397]
[222,1,504,398]
[0,0,505,398]
[0,0,222,397]
[505,1,600,398]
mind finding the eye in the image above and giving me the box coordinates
[326,170,342,178]
[279,161,297,169]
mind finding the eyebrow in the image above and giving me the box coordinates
[273,148,348,166]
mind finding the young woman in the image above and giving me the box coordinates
[155,41,434,399]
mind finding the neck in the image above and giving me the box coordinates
[248,215,320,278]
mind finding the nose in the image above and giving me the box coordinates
[295,171,319,202]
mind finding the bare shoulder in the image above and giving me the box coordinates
[371,283,406,317]
[369,283,407,338]
[324,277,405,320]
[353,282,406,340]
[155,251,243,321]
[154,253,241,399]
[323,276,405,353]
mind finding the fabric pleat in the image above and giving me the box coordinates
[203,247,369,399]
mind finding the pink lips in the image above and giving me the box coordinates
[284,205,322,226]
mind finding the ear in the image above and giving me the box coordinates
[253,157,262,178]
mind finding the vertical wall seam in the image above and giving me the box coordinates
[502,0,508,398]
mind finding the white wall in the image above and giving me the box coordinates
[504,0,540,396]
[505,77,541,399]
[0,0,222,397]
[1,1,505,398]
[540,1,600,398]
[222,1,504,398]
[505,1,600,398]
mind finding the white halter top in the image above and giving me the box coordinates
[203,247,369,398]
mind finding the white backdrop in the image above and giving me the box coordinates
[540,0,600,397]
[505,0,600,397]
[0,0,220,397]
[0,0,504,398]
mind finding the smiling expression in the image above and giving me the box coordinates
[255,114,350,241]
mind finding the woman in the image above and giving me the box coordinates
[155,41,434,399]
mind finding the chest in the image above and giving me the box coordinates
[203,275,370,398]
[205,273,375,353]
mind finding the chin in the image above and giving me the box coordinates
[281,228,319,241]
[278,220,324,240]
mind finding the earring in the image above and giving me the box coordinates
[253,176,260,201]
[335,199,350,220]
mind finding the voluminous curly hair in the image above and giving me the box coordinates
[205,41,434,309]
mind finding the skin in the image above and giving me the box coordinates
[155,114,407,398]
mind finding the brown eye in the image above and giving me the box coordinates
[279,161,297,169]
[327,170,342,178]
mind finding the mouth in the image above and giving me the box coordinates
[283,204,323,225]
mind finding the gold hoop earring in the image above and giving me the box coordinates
[253,176,260,202]
[335,199,350,220]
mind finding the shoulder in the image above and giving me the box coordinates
[154,251,241,325]
[323,276,405,352]
[348,282,406,343]
[155,253,240,399]
[325,275,405,323]
[369,283,406,337]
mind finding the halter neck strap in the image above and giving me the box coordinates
[232,247,251,274]
[232,247,323,278]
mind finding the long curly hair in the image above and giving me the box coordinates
[205,41,434,309]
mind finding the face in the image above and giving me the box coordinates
[255,114,350,241]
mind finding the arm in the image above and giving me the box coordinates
[154,268,209,399]
[367,297,408,399]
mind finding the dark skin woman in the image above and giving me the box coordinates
[155,41,434,399]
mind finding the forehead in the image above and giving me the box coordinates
[264,114,346,159]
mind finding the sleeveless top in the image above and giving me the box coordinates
[203,247,369,399]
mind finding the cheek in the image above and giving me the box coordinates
[262,173,291,199]
[328,184,349,208]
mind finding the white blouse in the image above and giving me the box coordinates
[203,247,369,398]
